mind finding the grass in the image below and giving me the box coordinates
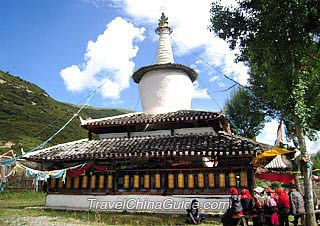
[0,190,221,225]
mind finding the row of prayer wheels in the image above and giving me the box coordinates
[50,171,248,190]
[50,175,113,190]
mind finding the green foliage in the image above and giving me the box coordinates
[225,87,266,138]
[209,0,320,139]
[0,70,132,152]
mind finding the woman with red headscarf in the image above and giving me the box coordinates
[241,189,253,225]
[276,188,290,226]
[222,187,244,226]
[241,189,254,215]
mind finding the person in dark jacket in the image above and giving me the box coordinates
[241,188,254,215]
[288,184,305,226]
[185,199,204,224]
[222,187,244,226]
[241,189,253,225]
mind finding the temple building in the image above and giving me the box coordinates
[26,13,269,214]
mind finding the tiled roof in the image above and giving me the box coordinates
[81,110,223,127]
[25,132,269,161]
[132,63,198,83]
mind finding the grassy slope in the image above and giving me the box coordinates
[0,71,132,154]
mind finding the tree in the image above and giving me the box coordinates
[225,87,266,138]
[209,1,320,225]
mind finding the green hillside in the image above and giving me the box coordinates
[0,70,132,154]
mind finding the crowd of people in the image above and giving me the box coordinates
[222,183,317,226]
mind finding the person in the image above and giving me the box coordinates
[222,187,243,226]
[252,187,266,226]
[313,191,320,224]
[241,188,254,215]
[185,199,204,224]
[287,183,305,226]
[265,188,278,226]
[240,188,253,225]
[276,188,290,226]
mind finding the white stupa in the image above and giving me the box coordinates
[132,13,198,114]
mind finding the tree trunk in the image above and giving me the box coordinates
[296,124,317,226]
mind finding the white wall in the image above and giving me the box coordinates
[131,130,171,137]
[139,69,193,114]
[174,127,216,136]
[46,194,229,215]
[99,133,128,139]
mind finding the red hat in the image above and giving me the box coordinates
[229,187,238,195]
[266,188,274,193]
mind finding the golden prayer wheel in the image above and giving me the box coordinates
[66,177,72,189]
[168,174,174,189]
[229,172,236,187]
[240,170,248,187]
[198,173,204,188]
[219,173,226,188]
[178,173,184,188]
[98,175,105,189]
[90,175,96,189]
[58,177,64,189]
[133,175,139,189]
[73,176,80,189]
[144,175,150,189]
[188,174,194,189]
[155,174,161,189]
[208,173,215,188]
[107,175,113,189]
[82,175,88,189]
[124,175,130,189]
[50,177,56,189]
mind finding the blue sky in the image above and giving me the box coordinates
[1,0,319,152]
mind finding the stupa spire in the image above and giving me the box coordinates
[155,13,174,64]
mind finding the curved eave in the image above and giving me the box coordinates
[132,63,198,83]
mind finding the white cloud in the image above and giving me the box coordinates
[111,0,249,86]
[60,17,145,100]
[209,76,219,83]
[257,120,278,146]
[192,81,210,99]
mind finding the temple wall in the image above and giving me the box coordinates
[139,69,193,114]
[98,128,216,139]
[45,194,229,214]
